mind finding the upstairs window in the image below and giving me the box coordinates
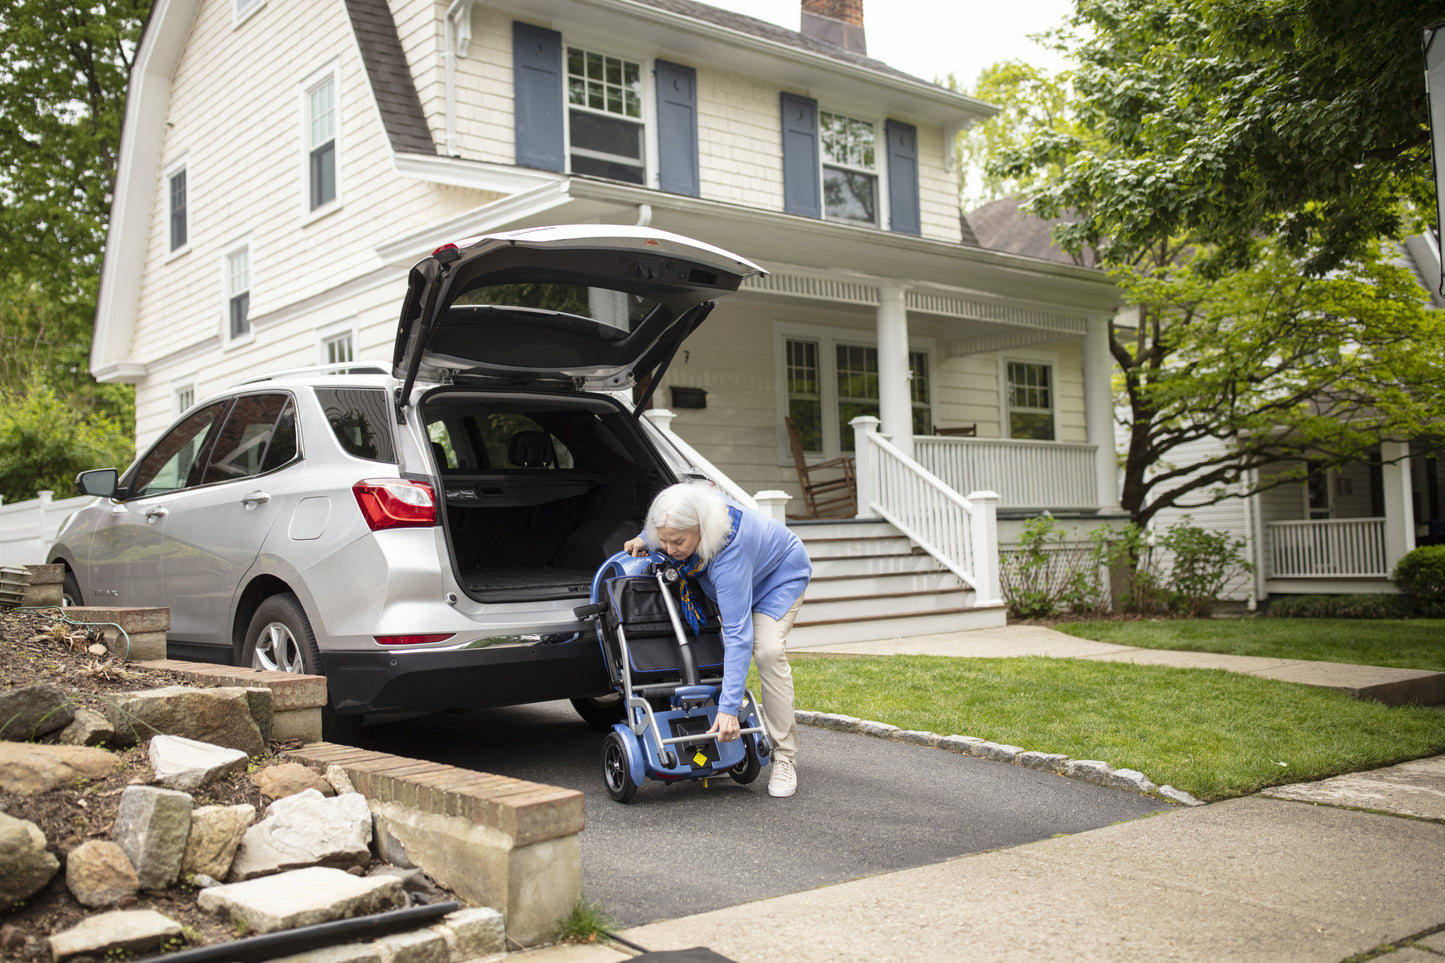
[168,166,188,252]
[566,46,644,185]
[174,384,195,416]
[226,245,251,340]
[306,75,337,211]
[1006,360,1054,440]
[820,112,878,226]
[323,331,354,364]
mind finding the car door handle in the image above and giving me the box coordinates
[242,491,271,508]
[144,506,168,521]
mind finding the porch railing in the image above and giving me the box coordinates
[1266,517,1389,578]
[852,417,1001,605]
[913,435,1099,510]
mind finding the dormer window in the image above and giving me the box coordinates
[566,46,644,185]
[820,111,877,226]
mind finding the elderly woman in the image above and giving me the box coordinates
[625,482,811,798]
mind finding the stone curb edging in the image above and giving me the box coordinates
[796,710,1204,807]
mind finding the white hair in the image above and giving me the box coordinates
[644,483,732,562]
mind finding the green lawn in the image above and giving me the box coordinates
[771,652,1445,802]
[1053,618,1445,672]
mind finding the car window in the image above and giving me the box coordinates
[198,394,297,486]
[315,387,396,463]
[440,413,574,470]
[127,402,228,497]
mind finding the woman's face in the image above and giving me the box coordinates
[655,525,701,561]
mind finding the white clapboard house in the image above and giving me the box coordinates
[91,0,1125,642]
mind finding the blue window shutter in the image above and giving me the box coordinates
[781,92,820,218]
[655,60,699,197]
[886,119,920,236]
[513,21,564,171]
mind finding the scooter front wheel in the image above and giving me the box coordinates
[602,730,640,803]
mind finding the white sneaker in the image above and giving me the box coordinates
[768,757,797,798]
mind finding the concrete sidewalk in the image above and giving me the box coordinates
[502,625,1445,963]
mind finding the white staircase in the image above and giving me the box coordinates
[787,518,1006,647]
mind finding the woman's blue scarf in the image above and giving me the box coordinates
[676,506,741,634]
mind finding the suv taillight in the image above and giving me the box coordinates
[352,479,437,530]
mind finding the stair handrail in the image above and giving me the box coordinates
[850,416,1001,606]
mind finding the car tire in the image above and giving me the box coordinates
[571,693,626,730]
[61,571,82,608]
[243,593,361,744]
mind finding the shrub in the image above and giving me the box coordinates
[1393,545,1445,617]
[1154,520,1255,617]
[999,515,1112,619]
[1266,594,1408,619]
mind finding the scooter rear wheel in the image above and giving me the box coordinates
[728,734,762,785]
[602,730,640,803]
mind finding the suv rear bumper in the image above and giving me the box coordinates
[323,635,612,715]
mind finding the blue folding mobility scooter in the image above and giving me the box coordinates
[575,551,773,802]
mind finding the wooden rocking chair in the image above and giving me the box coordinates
[784,417,857,519]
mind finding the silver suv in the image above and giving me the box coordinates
[50,226,763,737]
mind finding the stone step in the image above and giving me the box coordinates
[788,604,1007,647]
[799,535,918,559]
[799,588,975,622]
[804,569,963,599]
[808,552,954,578]
[789,518,896,541]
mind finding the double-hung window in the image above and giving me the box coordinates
[784,333,932,455]
[323,331,354,365]
[820,112,878,226]
[306,74,337,212]
[566,46,644,185]
[226,245,251,340]
[1006,360,1055,440]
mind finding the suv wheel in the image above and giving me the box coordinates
[243,593,362,744]
[62,571,82,607]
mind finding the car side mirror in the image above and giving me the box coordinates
[76,468,119,498]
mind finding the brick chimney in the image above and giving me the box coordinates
[801,0,866,55]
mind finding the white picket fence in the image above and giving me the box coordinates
[0,491,91,567]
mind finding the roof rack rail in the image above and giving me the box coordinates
[232,362,390,386]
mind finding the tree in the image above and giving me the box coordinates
[0,381,134,503]
[0,2,148,494]
[982,0,1445,530]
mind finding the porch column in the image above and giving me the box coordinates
[1082,316,1118,510]
[876,284,914,460]
[1381,440,1416,574]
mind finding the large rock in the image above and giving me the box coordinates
[65,840,140,908]
[57,706,114,747]
[0,812,59,908]
[183,804,256,881]
[111,785,193,890]
[48,909,182,961]
[104,686,265,754]
[228,789,372,882]
[0,741,122,795]
[253,762,336,801]
[0,684,75,740]
[198,866,405,934]
[149,734,249,791]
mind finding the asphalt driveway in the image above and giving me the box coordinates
[358,701,1169,927]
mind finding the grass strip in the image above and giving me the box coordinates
[1053,618,1445,672]
[774,655,1445,802]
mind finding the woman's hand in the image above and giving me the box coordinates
[624,537,648,557]
[707,711,740,742]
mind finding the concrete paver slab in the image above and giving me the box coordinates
[1256,663,1445,706]
[1077,648,1306,673]
[616,797,1445,963]
[804,625,1133,660]
[1260,755,1445,821]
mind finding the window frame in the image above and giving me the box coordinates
[818,109,883,228]
[300,63,342,220]
[560,33,655,187]
[234,0,266,26]
[222,240,254,347]
[317,318,358,366]
[172,381,196,418]
[1000,354,1058,441]
[774,321,935,462]
[164,157,190,259]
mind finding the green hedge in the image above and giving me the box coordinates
[1266,594,1408,619]
[1393,545,1445,617]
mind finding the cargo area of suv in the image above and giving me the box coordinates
[421,389,667,603]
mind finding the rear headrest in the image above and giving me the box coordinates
[508,430,556,468]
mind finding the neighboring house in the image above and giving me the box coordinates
[972,199,1445,606]
[92,0,1124,640]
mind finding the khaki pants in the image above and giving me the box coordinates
[751,595,804,763]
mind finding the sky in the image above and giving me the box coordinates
[711,0,1075,88]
